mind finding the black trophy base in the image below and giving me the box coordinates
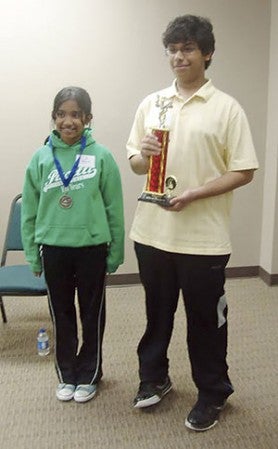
[138,191,172,207]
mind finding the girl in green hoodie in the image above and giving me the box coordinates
[22,86,124,403]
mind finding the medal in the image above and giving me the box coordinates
[48,135,87,208]
[59,195,73,209]
[165,175,177,191]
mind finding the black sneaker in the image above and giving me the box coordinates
[133,376,172,408]
[185,399,226,431]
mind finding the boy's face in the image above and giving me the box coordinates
[166,41,212,83]
[54,100,91,145]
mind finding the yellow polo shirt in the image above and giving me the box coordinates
[127,80,259,255]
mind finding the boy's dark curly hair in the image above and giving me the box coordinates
[162,15,215,69]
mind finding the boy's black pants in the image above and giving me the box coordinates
[42,244,107,385]
[135,242,234,405]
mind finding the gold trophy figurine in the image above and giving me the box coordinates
[138,95,175,206]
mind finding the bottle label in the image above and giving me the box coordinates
[37,341,49,350]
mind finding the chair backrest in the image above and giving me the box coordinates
[1,194,23,266]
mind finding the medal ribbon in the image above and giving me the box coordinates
[49,135,86,187]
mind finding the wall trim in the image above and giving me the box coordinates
[107,273,140,286]
[107,266,278,287]
[259,267,278,286]
[226,265,259,278]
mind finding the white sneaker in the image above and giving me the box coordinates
[74,384,97,403]
[56,383,76,401]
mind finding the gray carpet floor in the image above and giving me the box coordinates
[0,277,277,449]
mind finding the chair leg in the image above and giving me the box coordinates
[0,296,7,323]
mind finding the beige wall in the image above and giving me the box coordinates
[260,0,278,275]
[0,0,273,275]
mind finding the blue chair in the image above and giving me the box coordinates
[0,194,48,323]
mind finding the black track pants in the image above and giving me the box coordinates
[135,242,234,404]
[42,244,107,385]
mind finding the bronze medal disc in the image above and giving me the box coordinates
[59,195,73,209]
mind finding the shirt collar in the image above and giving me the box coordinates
[168,79,215,101]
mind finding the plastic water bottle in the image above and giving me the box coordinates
[37,328,50,356]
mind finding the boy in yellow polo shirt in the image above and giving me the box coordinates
[127,15,258,431]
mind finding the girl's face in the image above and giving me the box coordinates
[54,99,91,145]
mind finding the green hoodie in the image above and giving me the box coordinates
[21,129,124,273]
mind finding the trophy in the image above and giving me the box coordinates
[138,95,176,206]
